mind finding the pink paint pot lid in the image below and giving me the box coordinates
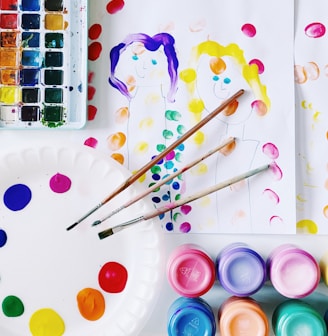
[268,247,320,298]
[219,297,269,336]
[167,245,215,297]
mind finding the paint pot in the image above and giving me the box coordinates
[166,244,215,297]
[267,244,320,298]
[216,243,266,296]
[167,297,216,336]
[273,300,326,336]
[218,296,269,336]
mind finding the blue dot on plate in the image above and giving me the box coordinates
[3,184,32,211]
[152,196,161,204]
[166,222,174,231]
[0,229,7,248]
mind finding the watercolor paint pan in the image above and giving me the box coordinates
[0,0,88,129]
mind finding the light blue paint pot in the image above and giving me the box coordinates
[216,243,266,296]
[272,300,326,336]
[167,297,216,336]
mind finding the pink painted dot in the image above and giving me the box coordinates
[241,23,256,37]
[84,137,98,148]
[263,189,280,204]
[305,22,326,38]
[269,162,283,181]
[262,142,279,159]
[249,59,265,74]
[49,173,71,193]
[165,151,175,161]
[251,100,267,116]
[181,205,192,215]
[179,222,191,233]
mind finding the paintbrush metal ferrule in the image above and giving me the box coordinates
[69,89,244,230]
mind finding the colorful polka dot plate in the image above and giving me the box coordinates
[0,143,163,335]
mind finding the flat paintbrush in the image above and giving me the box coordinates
[98,163,270,239]
[67,89,245,231]
[92,136,236,227]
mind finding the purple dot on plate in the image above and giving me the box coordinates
[49,173,72,193]
[3,184,32,211]
[0,229,7,247]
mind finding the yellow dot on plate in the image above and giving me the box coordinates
[29,308,65,336]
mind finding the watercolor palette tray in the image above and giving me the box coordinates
[0,0,88,129]
[0,143,163,336]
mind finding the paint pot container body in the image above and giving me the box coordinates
[216,242,266,296]
[272,300,326,336]
[167,244,215,297]
[267,244,320,298]
[218,296,269,336]
[167,297,216,336]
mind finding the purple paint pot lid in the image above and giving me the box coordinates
[217,247,266,296]
[268,247,320,298]
[167,245,215,297]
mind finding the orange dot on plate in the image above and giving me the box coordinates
[77,288,105,321]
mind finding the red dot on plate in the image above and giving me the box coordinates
[98,261,128,293]
[88,105,97,120]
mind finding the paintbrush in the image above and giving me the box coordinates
[92,136,236,227]
[66,89,244,231]
[98,163,270,239]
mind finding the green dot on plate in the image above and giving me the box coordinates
[2,295,24,317]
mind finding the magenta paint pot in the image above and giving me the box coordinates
[167,244,215,297]
[216,243,266,296]
[167,297,216,336]
[267,244,320,298]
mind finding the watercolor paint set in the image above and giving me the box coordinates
[0,0,88,129]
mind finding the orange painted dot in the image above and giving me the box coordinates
[76,288,105,321]
[251,100,268,116]
[219,139,236,156]
[115,106,129,123]
[209,57,226,75]
[223,100,239,116]
[111,152,124,165]
[107,132,126,150]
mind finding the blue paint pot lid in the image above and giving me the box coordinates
[218,246,266,296]
[168,298,216,336]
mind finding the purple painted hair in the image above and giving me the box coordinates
[109,33,179,103]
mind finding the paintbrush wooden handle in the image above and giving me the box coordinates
[95,136,236,224]
[100,89,244,205]
[142,163,270,221]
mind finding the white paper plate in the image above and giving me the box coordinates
[0,143,164,336]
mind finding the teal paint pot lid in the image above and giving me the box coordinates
[168,297,216,336]
[272,300,326,336]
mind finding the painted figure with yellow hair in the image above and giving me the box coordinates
[180,40,277,232]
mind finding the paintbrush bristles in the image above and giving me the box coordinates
[67,89,244,230]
